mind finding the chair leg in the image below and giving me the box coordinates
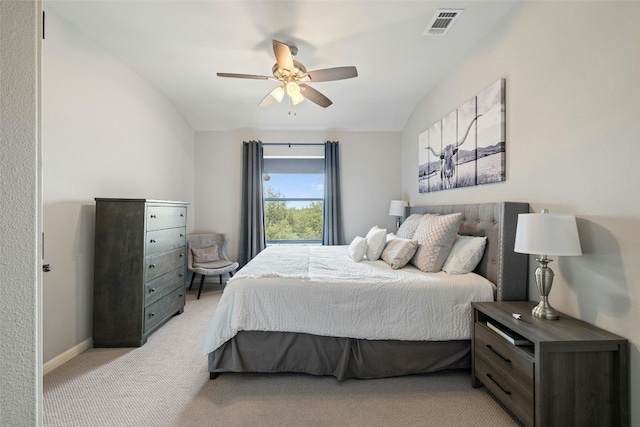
[219,274,223,284]
[197,274,206,300]
[229,271,234,278]
[189,272,196,290]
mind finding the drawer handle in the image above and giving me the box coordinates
[149,312,155,317]
[150,239,156,243]
[150,214,156,219]
[180,213,184,217]
[178,273,184,278]
[149,264,156,269]
[486,344,511,365]
[179,293,183,298]
[149,287,155,293]
[179,253,184,258]
[180,234,184,237]
[486,374,511,396]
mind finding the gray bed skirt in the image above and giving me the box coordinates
[209,331,470,381]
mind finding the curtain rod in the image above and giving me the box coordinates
[262,143,325,147]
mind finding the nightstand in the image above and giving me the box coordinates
[472,301,629,427]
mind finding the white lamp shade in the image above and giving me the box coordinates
[514,213,582,256]
[388,200,408,217]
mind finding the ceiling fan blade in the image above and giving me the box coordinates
[306,66,358,82]
[258,92,277,107]
[258,85,285,107]
[273,40,294,72]
[299,84,332,108]
[216,72,272,80]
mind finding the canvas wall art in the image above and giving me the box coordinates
[418,79,505,193]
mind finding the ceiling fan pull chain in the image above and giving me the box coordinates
[287,95,297,116]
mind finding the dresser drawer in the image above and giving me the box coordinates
[146,227,186,256]
[144,266,185,307]
[146,206,187,231]
[475,322,534,390]
[476,353,534,427]
[144,287,184,333]
[145,247,186,282]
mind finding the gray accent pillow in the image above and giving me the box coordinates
[192,245,219,264]
[381,237,419,270]
[396,214,423,239]
[410,213,463,272]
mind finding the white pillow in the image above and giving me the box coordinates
[442,235,488,275]
[348,236,368,262]
[365,226,387,261]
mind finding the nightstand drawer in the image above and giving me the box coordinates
[476,353,534,427]
[475,322,534,390]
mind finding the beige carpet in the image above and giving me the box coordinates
[44,283,522,427]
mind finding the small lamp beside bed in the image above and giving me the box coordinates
[388,200,408,231]
[514,209,582,320]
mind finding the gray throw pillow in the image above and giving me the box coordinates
[381,237,419,270]
[410,213,463,272]
[396,214,423,239]
[192,245,219,264]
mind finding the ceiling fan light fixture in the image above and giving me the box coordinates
[286,81,301,97]
[270,85,285,103]
[291,93,304,105]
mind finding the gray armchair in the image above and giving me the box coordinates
[187,233,239,299]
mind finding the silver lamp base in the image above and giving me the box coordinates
[532,256,559,320]
[531,297,559,320]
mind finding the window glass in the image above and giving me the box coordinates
[263,158,324,244]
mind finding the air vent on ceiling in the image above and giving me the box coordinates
[424,9,464,36]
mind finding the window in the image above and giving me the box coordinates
[263,156,324,244]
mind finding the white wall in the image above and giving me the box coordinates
[42,10,195,364]
[0,1,42,425]
[402,1,640,423]
[195,130,402,260]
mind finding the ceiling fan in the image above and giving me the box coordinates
[217,40,358,108]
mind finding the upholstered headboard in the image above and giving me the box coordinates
[407,202,529,301]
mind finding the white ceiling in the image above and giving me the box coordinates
[45,0,518,132]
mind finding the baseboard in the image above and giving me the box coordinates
[43,338,93,375]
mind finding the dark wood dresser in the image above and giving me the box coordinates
[472,301,629,427]
[93,198,188,347]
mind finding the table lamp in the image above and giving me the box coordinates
[388,200,408,231]
[514,209,582,320]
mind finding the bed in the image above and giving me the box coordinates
[203,202,529,380]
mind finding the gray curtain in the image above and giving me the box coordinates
[322,141,344,245]
[239,140,266,267]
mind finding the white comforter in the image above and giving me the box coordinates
[202,245,495,354]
